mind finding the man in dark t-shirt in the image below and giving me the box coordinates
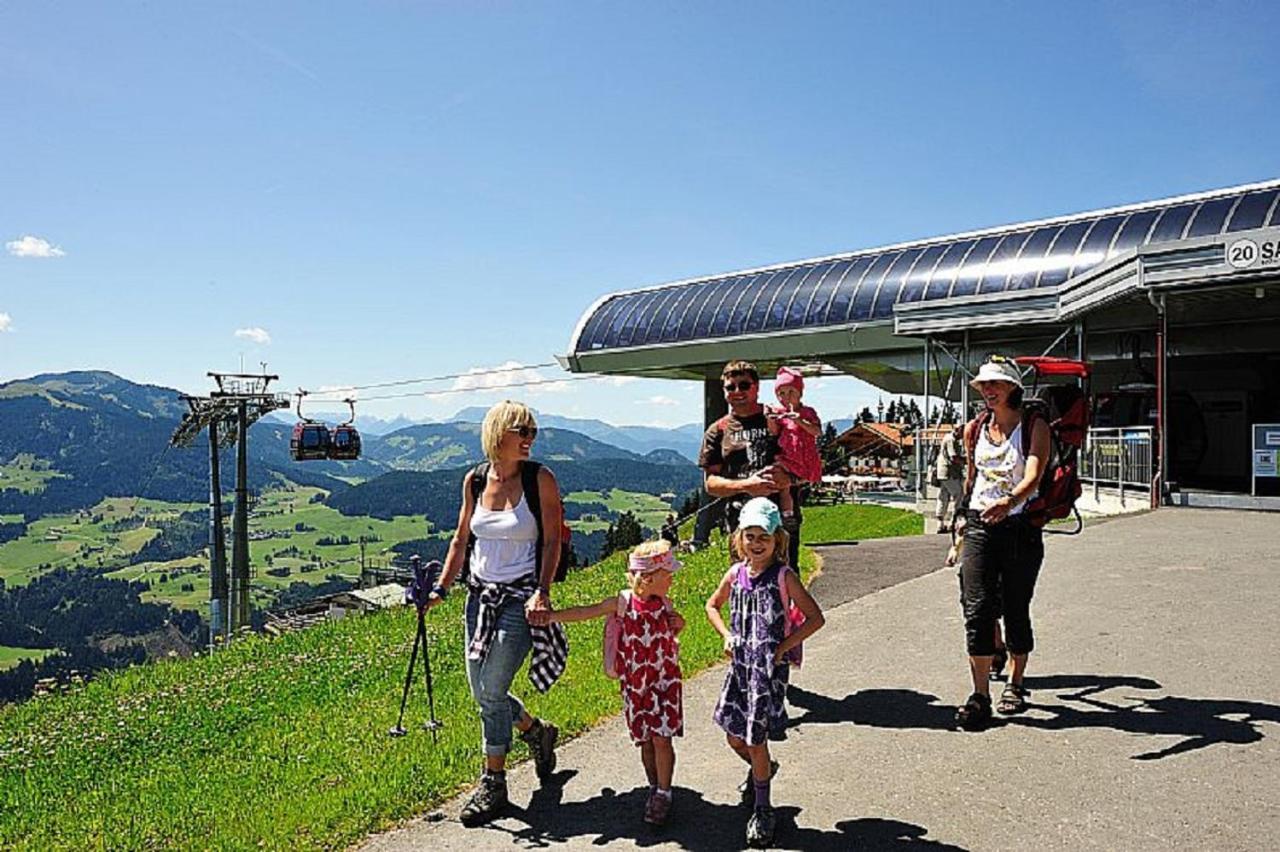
[699,359,801,567]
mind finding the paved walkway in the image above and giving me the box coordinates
[362,509,1280,851]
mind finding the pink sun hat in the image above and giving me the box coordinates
[627,549,683,575]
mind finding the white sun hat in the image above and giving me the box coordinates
[969,359,1024,389]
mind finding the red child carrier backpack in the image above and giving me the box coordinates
[966,357,1093,533]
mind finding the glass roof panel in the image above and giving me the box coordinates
[1036,220,1092,289]
[769,263,828,330]
[1068,215,1124,279]
[1006,225,1062,290]
[745,267,801,333]
[631,287,682,345]
[708,275,756,336]
[950,236,1002,298]
[976,232,1031,294]
[1109,209,1160,257]
[616,290,669,347]
[1226,189,1279,232]
[780,261,836,328]
[1185,196,1236,238]
[1147,202,1197,244]
[922,239,976,300]
[655,284,702,343]
[846,252,901,321]
[724,272,781,336]
[897,243,948,304]
[595,293,646,349]
[870,247,926,318]
[579,295,626,350]
[820,255,873,323]
[802,259,855,325]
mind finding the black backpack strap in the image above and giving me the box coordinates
[463,462,490,578]
[521,461,546,582]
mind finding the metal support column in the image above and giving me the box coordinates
[208,421,228,645]
[921,338,931,501]
[960,331,970,420]
[1154,295,1169,507]
[693,374,728,546]
[231,400,251,631]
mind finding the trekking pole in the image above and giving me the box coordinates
[388,614,422,737]
[418,608,443,740]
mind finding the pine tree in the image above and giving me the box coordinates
[858,406,875,423]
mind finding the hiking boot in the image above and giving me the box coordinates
[643,789,672,826]
[459,773,508,827]
[955,691,993,731]
[738,760,779,806]
[746,805,776,848]
[519,718,558,781]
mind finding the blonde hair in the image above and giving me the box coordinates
[730,527,790,567]
[480,400,537,461]
[631,540,672,560]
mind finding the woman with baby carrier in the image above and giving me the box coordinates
[953,357,1051,730]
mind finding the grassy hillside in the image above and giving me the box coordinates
[0,646,54,671]
[0,504,918,849]
[802,503,924,543]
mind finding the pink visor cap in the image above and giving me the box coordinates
[627,549,683,575]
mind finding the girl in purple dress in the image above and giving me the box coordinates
[705,497,825,849]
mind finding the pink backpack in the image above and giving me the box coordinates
[603,591,630,679]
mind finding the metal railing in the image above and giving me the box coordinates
[1080,426,1155,502]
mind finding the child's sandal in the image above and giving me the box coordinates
[996,682,1028,715]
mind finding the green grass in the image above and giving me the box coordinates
[0,646,55,671]
[0,497,199,586]
[565,488,674,532]
[0,454,67,495]
[800,503,923,544]
[0,533,815,851]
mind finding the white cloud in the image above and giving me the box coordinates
[6,235,65,258]
[234,327,272,345]
[637,395,680,407]
[0,313,11,332]
[444,361,572,396]
[605,376,639,387]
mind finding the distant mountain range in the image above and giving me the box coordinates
[0,372,703,519]
[446,406,703,460]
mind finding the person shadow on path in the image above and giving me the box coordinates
[785,676,1280,761]
[474,769,965,850]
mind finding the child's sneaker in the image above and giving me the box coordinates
[746,804,776,848]
[643,789,672,826]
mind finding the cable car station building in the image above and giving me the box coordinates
[561,179,1280,510]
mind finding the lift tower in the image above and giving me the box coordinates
[170,372,290,643]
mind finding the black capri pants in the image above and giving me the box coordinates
[960,511,1044,656]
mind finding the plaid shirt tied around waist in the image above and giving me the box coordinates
[467,573,568,693]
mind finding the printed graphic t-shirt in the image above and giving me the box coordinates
[699,410,776,481]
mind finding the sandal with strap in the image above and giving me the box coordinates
[997,682,1029,715]
[955,691,992,731]
[990,647,1008,680]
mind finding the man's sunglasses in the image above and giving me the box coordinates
[723,380,755,393]
[507,425,539,440]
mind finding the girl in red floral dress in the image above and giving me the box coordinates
[550,540,685,826]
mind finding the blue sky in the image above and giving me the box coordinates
[2,2,1278,428]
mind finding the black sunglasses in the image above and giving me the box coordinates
[723,380,755,393]
[507,425,539,439]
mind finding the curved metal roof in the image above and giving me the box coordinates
[569,180,1280,357]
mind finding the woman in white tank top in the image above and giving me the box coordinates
[955,358,1051,730]
[425,401,566,826]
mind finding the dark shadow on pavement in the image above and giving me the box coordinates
[786,686,972,732]
[466,771,965,850]
[1013,675,1280,761]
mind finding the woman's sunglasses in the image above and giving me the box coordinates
[723,380,755,393]
[507,425,539,440]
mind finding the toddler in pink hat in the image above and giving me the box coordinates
[767,367,823,520]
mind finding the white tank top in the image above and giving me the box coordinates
[469,494,539,583]
[971,420,1027,516]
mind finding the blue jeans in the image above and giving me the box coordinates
[465,591,532,757]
